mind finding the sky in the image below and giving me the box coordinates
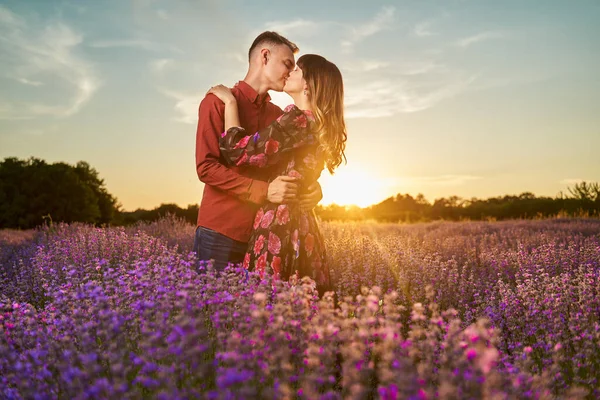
[1,0,599,210]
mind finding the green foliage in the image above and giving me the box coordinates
[116,203,199,226]
[315,182,600,222]
[0,157,119,229]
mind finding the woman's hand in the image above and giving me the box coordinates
[207,84,236,105]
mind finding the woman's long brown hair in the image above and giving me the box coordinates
[297,54,347,174]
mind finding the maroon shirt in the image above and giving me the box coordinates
[195,81,284,242]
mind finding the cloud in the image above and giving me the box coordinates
[264,19,320,36]
[344,69,476,118]
[150,58,174,73]
[342,6,395,53]
[413,21,435,37]
[0,5,100,120]
[160,89,202,124]
[89,38,163,51]
[156,9,169,20]
[17,78,43,86]
[0,5,24,27]
[89,35,183,54]
[344,60,391,73]
[456,31,504,48]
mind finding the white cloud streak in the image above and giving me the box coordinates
[344,68,477,118]
[17,78,43,86]
[0,5,99,120]
[456,31,504,48]
[156,9,169,20]
[160,89,202,124]
[264,19,320,36]
[150,58,174,73]
[413,21,435,37]
[89,38,163,51]
[342,6,395,53]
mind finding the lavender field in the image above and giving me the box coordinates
[1,217,599,399]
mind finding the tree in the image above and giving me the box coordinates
[0,157,120,229]
[567,181,600,202]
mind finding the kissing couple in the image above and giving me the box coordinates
[194,31,347,296]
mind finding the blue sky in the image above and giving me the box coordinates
[1,0,599,209]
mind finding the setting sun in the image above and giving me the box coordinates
[319,164,390,208]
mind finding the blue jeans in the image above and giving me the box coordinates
[193,226,248,273]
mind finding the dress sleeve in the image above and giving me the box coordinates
[219,104,314,168]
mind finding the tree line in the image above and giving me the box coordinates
[316,186,600,223]
[0,157,598,229]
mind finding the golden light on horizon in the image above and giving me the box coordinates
[319,164,390,208]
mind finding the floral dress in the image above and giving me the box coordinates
[219,104,331,294]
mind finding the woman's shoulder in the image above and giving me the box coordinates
[283,104,297,113]
[281,104,315,121]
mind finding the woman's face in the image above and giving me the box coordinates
[283,65,306,95]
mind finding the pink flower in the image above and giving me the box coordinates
[271,256,281,277]
[554,343,562,351]
[523,346,533,354]
[236,151,249,166]
[276,205,290,225]
[256,252,267,278]
[260,210,275,229]
[249,154,267,167]
[288,169,302,179]
[268,232,281,255]
[477,348,499,374]
[294,114,307,128]
[242,253,251,269]
[466,348,477,361]
[265,139,279,154]
[234,135,250,149]
[254,235,265,255]
[303,154,317,169]
[305,233,315,255]
[299,214,309,235]
[253,209,264,230]
[284,104,296,113]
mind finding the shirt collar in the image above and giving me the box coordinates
[235,81,271,106]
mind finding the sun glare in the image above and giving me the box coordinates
[318,164,389,208]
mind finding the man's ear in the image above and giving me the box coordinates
[260,48,270,66]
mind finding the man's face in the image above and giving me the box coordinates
[264,45,295,92]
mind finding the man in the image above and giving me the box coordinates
[194,31,323,272]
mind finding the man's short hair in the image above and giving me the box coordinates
[248,31,299,61]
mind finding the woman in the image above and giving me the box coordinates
[207,54,346,295]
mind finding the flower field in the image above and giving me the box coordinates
[1,217,599,399]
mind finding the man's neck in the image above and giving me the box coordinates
[242,71,270,96]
